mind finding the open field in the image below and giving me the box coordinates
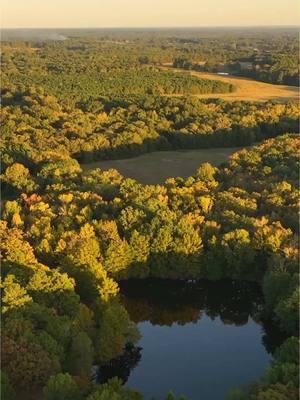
[81,147,239,184]
[160,66,299,102]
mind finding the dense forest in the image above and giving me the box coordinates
[1,43,235,99]
[1,31,299,400]
[1,89,299,168]
[2,27,299,85]
[2,135,299,399]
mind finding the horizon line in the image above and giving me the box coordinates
[1,24,299,30]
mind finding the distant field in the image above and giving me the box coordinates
[81,147,239,184]
[161,66,299,102]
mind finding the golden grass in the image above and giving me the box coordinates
[160,67,299,102]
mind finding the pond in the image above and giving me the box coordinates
[114,279,286,400]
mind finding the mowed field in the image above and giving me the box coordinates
[81,147,239,184]
[161,66,299,102]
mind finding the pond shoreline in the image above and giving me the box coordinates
[106,278,286,400]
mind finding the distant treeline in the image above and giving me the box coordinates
[173,53,300,86]
[1,45,234,98]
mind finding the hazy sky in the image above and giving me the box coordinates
[1,0,299,28]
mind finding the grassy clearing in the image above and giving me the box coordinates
[161,67,299,102]
[81,147,239,184]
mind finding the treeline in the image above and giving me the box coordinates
[242,53,300,86]
[1,135,299,398]
[1,88,299,169]
[3,65,235,98]
[2,28,299,86]
[173,52,300,86]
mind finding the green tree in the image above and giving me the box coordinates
[274,337,299,365]
[1,371,16,400]
[275,287,299,334]
[95,302,140,363]
[196,162,217,182]
[2,275,32,313]
[44,373,82,400]
[2,163,36,193]
[225,388,247,400]
[2,335,60,388]
[263,362,299,387]
[66,332,94,378]
[256,383,299,400]
[105,239,132,274]
[221,229,255,278]
[38,159,81,183]
[87,378,142,400]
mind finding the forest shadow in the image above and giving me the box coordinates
[76,117,298,165]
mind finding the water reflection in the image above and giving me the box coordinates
[120,279,264,327]
[99,279,286,400]
[97,344,142,384]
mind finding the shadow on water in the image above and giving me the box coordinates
[119,279,264,327]
[95,343,142,385]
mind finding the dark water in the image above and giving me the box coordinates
[103,279,285,400]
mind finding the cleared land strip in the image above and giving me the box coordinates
[160,66,299,102]
[81,147,239,184]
